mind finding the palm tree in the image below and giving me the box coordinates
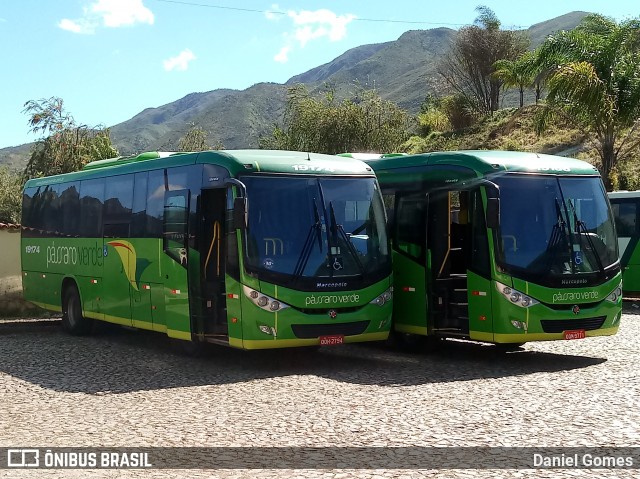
[533,14,640,190]
[493,51,537,108]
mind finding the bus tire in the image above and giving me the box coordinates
[61,285,93,335]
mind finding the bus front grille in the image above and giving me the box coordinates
[540,317,606,333]
[291,321,370,339]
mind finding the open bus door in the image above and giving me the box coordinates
[428,188,493,339]
[198,187,228,340]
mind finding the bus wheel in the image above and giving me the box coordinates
[62,285,93,335]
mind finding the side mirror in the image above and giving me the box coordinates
[233,197,247,230]
[486,197,500,229]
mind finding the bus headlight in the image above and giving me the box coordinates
[495,281,538,308]
[243,286,290,313]
[370,287,393,307]
[606,284,623,303]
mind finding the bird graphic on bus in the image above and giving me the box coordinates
[107,240,151,291]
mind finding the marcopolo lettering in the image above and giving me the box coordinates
[305,294,360,307]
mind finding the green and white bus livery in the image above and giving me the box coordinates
[365,150,621,347]
[21,150,393,349]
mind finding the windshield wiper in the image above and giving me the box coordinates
[567,199,605,274]
[292,216,322,280]
[292,193,326,281]
[545,198,572,273]
[329,201,365,274]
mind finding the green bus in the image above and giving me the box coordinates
[363,150,622,348]
[608,190,640,295]
[21,150,393,349]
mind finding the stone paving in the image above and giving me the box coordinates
[0,304,639,478]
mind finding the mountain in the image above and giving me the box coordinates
[0,11,588,165]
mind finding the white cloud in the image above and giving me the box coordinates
[58,0,154,34]
[274,46,290,64]
[270,8,356,62]
[163,49,196,72]
[288,9,355,45]
[58,19,86,34]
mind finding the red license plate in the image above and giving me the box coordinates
[319,335,344,346]
[563,329,586,340]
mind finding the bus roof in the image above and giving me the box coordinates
[365,150,600,177]
[25,149,375,188]
[608,190,640,199]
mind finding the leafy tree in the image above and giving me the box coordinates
[533,14,640,190]
[260,85,410,154]
[0,166,23,224]
[178,123,224,152]
[492,51,537,108]
[438,6,529,114]
[23,97,118,178]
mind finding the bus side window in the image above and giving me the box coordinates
[470,189,490,277]
[611,201,637,238]
[79,178,105,238]
[41,184,62,236]
[104,174,134,238]
[395,194,426,260]
[22,187,41,237]
[131,172,149,238]
[163,190,189,266]
[147,169,165,238]
[60,182,80,237]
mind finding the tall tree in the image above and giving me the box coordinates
[439,6,529,114]
[534,14,640,190]
[0,166,22,224]
[492,51,537,108]
[178,124,223,151]
[23,97,118,178]
[260,85,410,154]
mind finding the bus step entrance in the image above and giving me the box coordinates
[434,274,469,334]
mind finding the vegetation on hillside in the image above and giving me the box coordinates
[259,85,410,154]
[438,6,529,114]
[23,97,119,178]
[532,14,640,190]
[0,167,22,224]
[178,123,224,152]
[405,12,640,191]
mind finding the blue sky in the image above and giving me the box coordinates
[0,0,636,149]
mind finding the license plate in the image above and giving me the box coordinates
[319,335,344,346]
[563,329,586,340]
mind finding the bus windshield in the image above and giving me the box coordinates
[494,174,618,282]
[242,175,390,288]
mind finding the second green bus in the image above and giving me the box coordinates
[364,150,622,348]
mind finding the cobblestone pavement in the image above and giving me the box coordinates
[1,304,639,479]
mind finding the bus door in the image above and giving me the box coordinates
[428,189,491,336]
[427,190,467,333]
[392,193,429,335]
[198,188,228,337]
